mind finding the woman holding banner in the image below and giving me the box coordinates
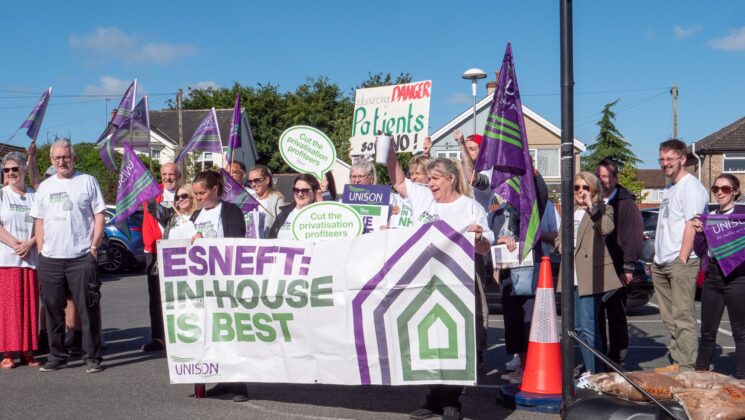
[0,151,41,369]
[693,174,745,379]
[387,148,490,420]
[267,174,321,240]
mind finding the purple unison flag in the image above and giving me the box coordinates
[220,168,259,213]
[175,108,223,163]
[96,79,137,144]
[699,213,745,277]
[474,43,540,260]
[114,143,162,223]
[19,88,52,141]
[225,94,242,166]
[111,96,151,153]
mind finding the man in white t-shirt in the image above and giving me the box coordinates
[652,139,708,373]
[30,139,106,373]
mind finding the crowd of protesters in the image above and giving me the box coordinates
[1,135,743,420]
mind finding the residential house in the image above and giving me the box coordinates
[688,115,745,201]
[429,83,585,197]
[636,169,667,205]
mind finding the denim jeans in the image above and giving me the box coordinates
[574,288,603,374]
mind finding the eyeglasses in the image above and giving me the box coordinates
[350,174,370,181]
[52,155,72,162]
[2,167,20,173]
[712,185,734,195]
[574,184,590,192]
[658,156,683,164]
[248,177,265,185]
[175,193,191,201]
[293,188,312,196]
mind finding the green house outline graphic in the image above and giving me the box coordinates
[418,303,458,360]
[397,275,475,381]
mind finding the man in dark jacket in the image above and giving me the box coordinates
[595,159,643,365]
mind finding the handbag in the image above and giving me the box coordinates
[510,264,538,296]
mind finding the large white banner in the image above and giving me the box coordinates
[157,220,476,386]
[350,80,431,155]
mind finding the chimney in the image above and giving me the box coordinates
[486,71,500,96]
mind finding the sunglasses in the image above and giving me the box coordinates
[574,184,590,192]
[175,193,191,201]
[248,177,265,184]
[711,185,734,195]
[2,167,20,173]
[293,188,312,196]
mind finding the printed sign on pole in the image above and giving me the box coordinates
[279,125,337,180]
[350,80,431,155]
[342,184,391,233]
[291,201,362,241]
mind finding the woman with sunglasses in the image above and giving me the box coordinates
[155,185,199,240]
[267,174,320,240]
[557,171,621,376]
[693,174,745,379]
[0,151,42,369]
[247,165,285,237]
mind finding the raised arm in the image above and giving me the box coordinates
[454,130,476,185]
[386,137,408,198]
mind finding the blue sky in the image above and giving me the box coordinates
[1,1,744,168]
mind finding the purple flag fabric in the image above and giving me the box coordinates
[220,168,259,213]
[111,96,151,153]
[175,108,223,163]
[19,88,52,141]
[474,43,541,260]
[699,213,745,277]
[225,94,242,166]
[96,79,137,144]
[114,143,162,223]
[99,135,119,172]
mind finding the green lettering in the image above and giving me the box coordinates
[212,312,234,342]
[177,280,203,302]
[234,312,255,342]
[352,107,368,136]
[213,280,237,308]
[165,281,175,310]
[260,279,286,310]
[286,280,309,308]
[177,314,201,344]
[414,114,425,132]
[253,313,276,342]
[235,279,260,309]
[166,314,176,344]
[272,313,293,342]
[311,276,334,307]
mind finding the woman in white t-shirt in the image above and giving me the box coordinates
[247,165,286,237]
[0,152,41,369]
[162,185,198,240]
[267,174,321,240]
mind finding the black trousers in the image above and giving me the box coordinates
[146,253,165,341]
[696,262,745,379]
[501,271,535,355]
[598,286,628,364]
[38,253,101,363]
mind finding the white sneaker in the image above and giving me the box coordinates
[575,372,592,389]
[500,368,523,384]
[505,355,520,372]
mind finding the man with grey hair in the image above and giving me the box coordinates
[349,159,376,185]
[30,139,106,373]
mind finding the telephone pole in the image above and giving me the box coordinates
[671,84,678,139]
[177,89,184,175]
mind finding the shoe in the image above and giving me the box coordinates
[232,383,249,402]
[441,406,462,420]
[85,361,103,373]
[505,354,521,372]
[21,352,41,367]
[409,406,440,419]
[66,330,83,358]
[653,364,679,374]
[576,372,592,389]
[500,368,523,384]
[141,339,165,352]
[39,360,68,372]
[205,383,234,397]
[1,356,15,369]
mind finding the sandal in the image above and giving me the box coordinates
[1,357,15,369]
[21,352,41,367]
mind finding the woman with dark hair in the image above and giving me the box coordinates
[190,171,246,241]
[247,165,285,236]
[267,174,321,240]
[693,174,745,379]
[557,171,620,376]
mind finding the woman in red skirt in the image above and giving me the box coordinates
[0,149,40,368]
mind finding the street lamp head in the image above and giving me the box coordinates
[462,68,487,81]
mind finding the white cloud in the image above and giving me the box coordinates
[644,30,656,40]
[673,25,701,38]
[84,76,140,96]
[189,81,219,90]
[69,27,196,65]
[709,27,745,51]
[447,93,471,104]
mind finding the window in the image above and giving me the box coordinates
[150,149,161,162]
[650,188,665,202]
[436,150,460,159]
[724,153,745,173]
[197,152,214,169]
[529,148,560,178]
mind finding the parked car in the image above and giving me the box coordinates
[101,206,146,273]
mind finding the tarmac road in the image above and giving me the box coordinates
[0,272,736,420]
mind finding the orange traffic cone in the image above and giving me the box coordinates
[520,256,562,395]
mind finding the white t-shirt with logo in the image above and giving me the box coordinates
[193,203,224,238]
[404,179,492,241]
[276,208,298,240]
[654,173,708,264]
[0,186,37,268]
[30,172,106,259]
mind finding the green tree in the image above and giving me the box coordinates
[581,99,642,171]
[618,163,648,203]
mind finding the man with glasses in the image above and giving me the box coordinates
[349,160,376,185]
[30,139,106,373]
[652,139,708,373]
[228,161,248,190]
[141,162,181,352]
